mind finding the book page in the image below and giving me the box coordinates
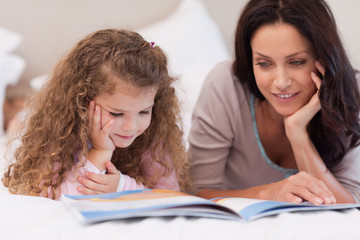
[213,197,360,221]
[63,189,209,212]
[212,197,267,212]
[62,189,241,222]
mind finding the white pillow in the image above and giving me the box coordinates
[0,27,26,136]
[137,0,230,141]
[0,27,22,54]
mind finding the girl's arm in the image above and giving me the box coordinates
[284,61,354,203]
[77,155,180,194]
[77,161,146,194]
[86,101,115,172]
[57,157,105,198]
[77,161,121,194]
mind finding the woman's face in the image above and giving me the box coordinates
[94,82,157,148]
[251,22,318,117]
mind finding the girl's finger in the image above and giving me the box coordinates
[88,101,95,128]
[78,185,99,195]
[101,119,114,136]
[105,161,118,174]
[78,175,105,191]
[85,171,108,185]
[92,105,102,132]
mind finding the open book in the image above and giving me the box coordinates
[61,189,360,223]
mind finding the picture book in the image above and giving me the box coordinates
[61,189,360,223]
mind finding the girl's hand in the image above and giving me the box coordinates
[88,101,115,152]
[78,161,120,194]
[267,171,336,205]
[284,61,324,137]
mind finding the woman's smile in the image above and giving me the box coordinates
[251,22,317,117]
[271,92,299,103]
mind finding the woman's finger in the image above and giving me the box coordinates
[315,60,325,76]
[284,192,303,204]
[311,72,322,91]
[293,172,335,205]
[308,180,336,204]
[293,186,324,205]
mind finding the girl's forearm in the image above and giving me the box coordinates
[86,147,113,172]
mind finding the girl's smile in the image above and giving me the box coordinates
[94,81,157,148]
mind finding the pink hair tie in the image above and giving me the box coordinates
[150,41,155,49]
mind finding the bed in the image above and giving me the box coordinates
[1,0,360,239]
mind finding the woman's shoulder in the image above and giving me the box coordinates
[204,60,235,83]
[201,60,249,105]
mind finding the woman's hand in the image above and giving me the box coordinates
[78,161,120,194]
[284,61,324,137]
[266,171,336,205]
[88,101,115,152]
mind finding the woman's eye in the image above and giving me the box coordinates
[290,60,305,66]
[256,62,270,68]
[110,112,123,117]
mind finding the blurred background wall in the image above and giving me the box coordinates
[1,0,359,83]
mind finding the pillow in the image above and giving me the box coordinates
[0,27,22,54]
[0,27,26,136]
[137,0,230,141]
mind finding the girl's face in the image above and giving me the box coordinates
[94,82,157,148]
[251,22,318,117]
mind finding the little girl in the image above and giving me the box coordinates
[2,29,190,200]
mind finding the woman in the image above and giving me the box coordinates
[189,0,360,204]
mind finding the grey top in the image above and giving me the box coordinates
[189,60,360,203]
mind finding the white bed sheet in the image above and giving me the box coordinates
[0,188,360,240]
[0,134,359,240]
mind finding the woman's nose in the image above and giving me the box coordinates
[274,68,292,91]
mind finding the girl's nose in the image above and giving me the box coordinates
[122,116,136,131]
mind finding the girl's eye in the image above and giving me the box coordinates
[140,110,151,115]
[256,62,271,68]
[110,112,123,117]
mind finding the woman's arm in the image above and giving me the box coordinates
[287,133,354,203]
[190,62,338,204]
[197,170,335,204]
[284,62,354,203]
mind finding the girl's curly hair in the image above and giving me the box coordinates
[2,29,191,199]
